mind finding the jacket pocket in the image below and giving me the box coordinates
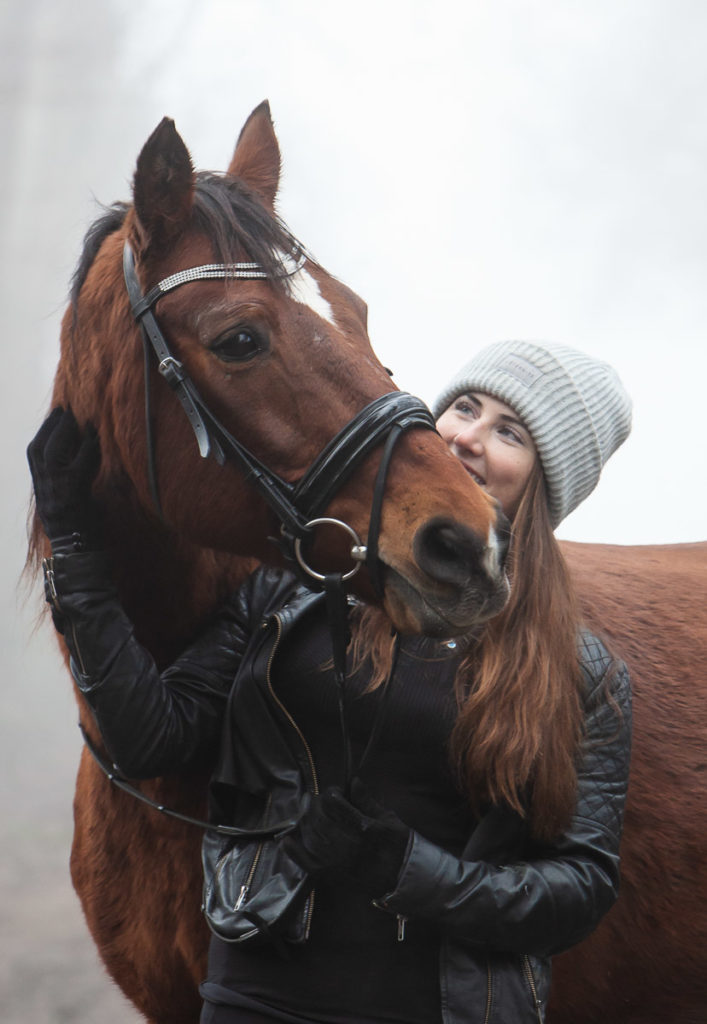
[202,829,312,945]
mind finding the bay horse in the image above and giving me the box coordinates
[28,102,508,1023]
[551,540,707,1024]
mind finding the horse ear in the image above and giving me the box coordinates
[132,117,195,249]
[227,100,281,209]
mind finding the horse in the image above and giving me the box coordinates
[550,540,707,1024]
[28,102,509,1023]
[30,103,707,1024]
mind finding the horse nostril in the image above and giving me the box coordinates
[414,517,487,586]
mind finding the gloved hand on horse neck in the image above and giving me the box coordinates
[27,406,103,553]
[283,779,412,899]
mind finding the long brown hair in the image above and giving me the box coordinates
[350,462,584,841]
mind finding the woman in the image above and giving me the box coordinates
[28,340,632,1024]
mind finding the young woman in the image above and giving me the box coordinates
[28,340,632,1024]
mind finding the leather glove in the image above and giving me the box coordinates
[27,406,102,551]
[284,781,412,898]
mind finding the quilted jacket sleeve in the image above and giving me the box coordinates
[379,634,632,958]
[44,551,284,779]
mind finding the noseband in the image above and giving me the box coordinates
[122,241,436,587]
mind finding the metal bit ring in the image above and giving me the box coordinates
[294,518,365,582]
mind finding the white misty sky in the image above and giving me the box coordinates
[3,0,706,561]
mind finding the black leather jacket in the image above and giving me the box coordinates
[45,553,632,1024]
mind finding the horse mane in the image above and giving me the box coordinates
[70,202,130,314]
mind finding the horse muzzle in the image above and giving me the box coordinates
[381,509,512,636]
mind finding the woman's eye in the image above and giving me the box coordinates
[210,328,265,363]
[454,399,476,416]
[499,425,523,444]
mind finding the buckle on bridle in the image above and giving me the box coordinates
[158,356,185,388]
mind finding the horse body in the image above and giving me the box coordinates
[550,541,707,1024]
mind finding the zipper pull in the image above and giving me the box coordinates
[42,557,60,608]
[397,914,407,942]
[235,884,250,910]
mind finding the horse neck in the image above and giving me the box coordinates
[101,490,254,668]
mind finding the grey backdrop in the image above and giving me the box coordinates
[3,1,706,1021]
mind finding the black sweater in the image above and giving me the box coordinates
[203,608,471,1021]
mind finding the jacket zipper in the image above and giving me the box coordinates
[233,792,274,910]
[302,889,315,939]
[235,841,265,910]
[265,614,320,795]
[265,612,319,938]
[43,557,88,675]
[521,954,544,1024]
[483,959,492,1024]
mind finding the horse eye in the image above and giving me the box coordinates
[210,327,265,363]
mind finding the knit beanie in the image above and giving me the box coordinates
[433,341,632,527]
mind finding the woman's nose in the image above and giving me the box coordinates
[454,422,484,454]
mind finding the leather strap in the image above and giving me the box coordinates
[80,722,298,839]
[365,422,405,597]
[292,393,436,520]
[323,573,354,794]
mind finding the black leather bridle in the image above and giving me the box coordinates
[122,241,436,586]
[92,241,438,823]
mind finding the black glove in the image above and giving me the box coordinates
[27,406,102,551]
[284,781,411,897]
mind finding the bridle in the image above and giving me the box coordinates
[80,242,438,833]
[122,241,436,587]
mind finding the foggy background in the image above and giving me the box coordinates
[2,1,706,1020]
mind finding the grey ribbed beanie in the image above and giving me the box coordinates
[433,341,632,527]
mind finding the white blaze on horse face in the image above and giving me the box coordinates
[285,267,338,328]
[482,524,511,606]
[483,525,503,577]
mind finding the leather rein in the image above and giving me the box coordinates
[79,242,436,836]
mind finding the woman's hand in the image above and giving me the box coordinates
[27,406,102,550]
[284,782,412,898]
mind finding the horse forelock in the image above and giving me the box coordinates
[67,175,309,341]
[190,172,308,280]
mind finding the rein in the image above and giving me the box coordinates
[81,240,437,834]
[79,723,298,839]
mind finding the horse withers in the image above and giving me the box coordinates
[29,102,508,1022]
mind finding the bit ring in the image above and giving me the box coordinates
[294,518,365,582]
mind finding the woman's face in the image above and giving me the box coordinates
[436,392,538,519]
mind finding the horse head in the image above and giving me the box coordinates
[52,102,509,637]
